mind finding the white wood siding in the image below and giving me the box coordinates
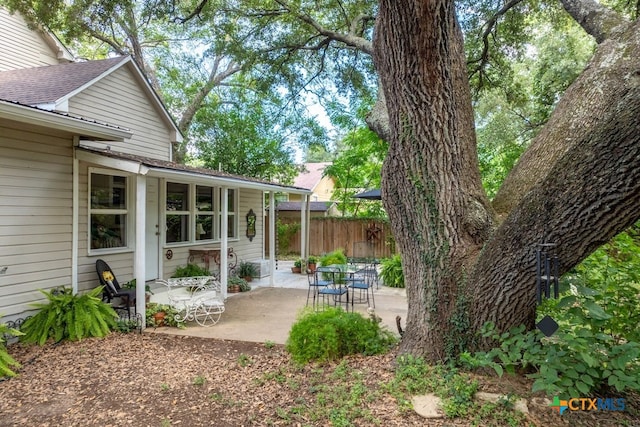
[0,8,64,71]
[0,121,73,318]
[70,67,173,161]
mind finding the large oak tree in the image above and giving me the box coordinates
[374,0,640,360]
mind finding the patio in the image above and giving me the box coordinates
[147,260,408,344]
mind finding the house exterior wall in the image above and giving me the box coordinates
[288,175,335,203]
[69,67,174,161]
[0,8,65,71]
[0,120,74,318]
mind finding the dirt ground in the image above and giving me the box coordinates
[1,333,638,427]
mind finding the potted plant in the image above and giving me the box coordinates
[291,258,303,274]
[227,276,245,293]
[237,261,258,282]
[123,278,154,303]
[306,255,318,273]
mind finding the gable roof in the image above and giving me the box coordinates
[293,162,332,190]
[0,56,127,106]
[0,55,182,143]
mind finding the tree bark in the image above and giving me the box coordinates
[374,0,494,360]
[374,0,640,361]
[491,0,631,217]
[469,17,640,336]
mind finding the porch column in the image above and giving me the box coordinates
[221,186,228,299]
[300,194,308,260]
[269,191,275,287]
[135,175,147,328]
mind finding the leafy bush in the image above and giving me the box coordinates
[277,220,301,254]
[145,303,184,328]
[172,263,211,278]
[0,316,23,377]
[464,227,640,399]
[380,254,404,288]
[20,287,117,345]
[286,307,397,364]
[319,248,347,267]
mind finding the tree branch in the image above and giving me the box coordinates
[468,0,525,85]
[173,0,209,24]
[559,0,629,43]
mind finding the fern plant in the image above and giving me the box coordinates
[0,317,23,377]
[20,286,117,345]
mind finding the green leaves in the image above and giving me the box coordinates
[20,286,117,345]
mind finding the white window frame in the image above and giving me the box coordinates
[164,182,239,247]
[88,168,132,254]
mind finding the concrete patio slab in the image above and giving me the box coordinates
[148,261,408,344]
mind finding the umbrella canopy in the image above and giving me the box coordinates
[353,189,381,200]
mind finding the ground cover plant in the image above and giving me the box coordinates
[2,332,638,426]
[460,228,640,404]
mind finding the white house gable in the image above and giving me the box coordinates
[71,65,175,161]
[0,7,72,72]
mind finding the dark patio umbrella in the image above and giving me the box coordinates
[353,189,381,200]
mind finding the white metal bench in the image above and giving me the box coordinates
[155,276,225,326]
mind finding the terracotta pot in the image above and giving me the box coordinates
[228,284,241,293]
[243,275,253,282]
[308,263,317,273]
[153,312,166,327]
[291,267,302,274]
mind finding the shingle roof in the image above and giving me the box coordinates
[77,146,310,193]
[275,201,333,212]
[0,56,127,105]
[293,162,331,190]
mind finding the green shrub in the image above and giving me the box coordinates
[0,316,24,377]
[172,263,211,278]
[380,254,404,288]
[20,287,117,345]
[286,307,397,364]
[145,303,184,328]
[319,248,347,267]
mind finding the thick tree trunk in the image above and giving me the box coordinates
[374,0,640,361]
[469,18,640,336]
[374,0,494,360]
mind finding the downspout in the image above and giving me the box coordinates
[71,138,80,294]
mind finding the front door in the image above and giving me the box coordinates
[145,178,160,281]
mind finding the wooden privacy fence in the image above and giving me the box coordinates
[265,217,396,259]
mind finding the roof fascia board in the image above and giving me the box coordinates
[75,148,147,174]
[146,167,312,194]
[0,101,132,141]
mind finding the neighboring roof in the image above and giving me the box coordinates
[276,201,334,212]
[0,56,127,106]
[353,189,381,200]
[293,162,332,190]
[75,146,312,194]
[0,55,183,143]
